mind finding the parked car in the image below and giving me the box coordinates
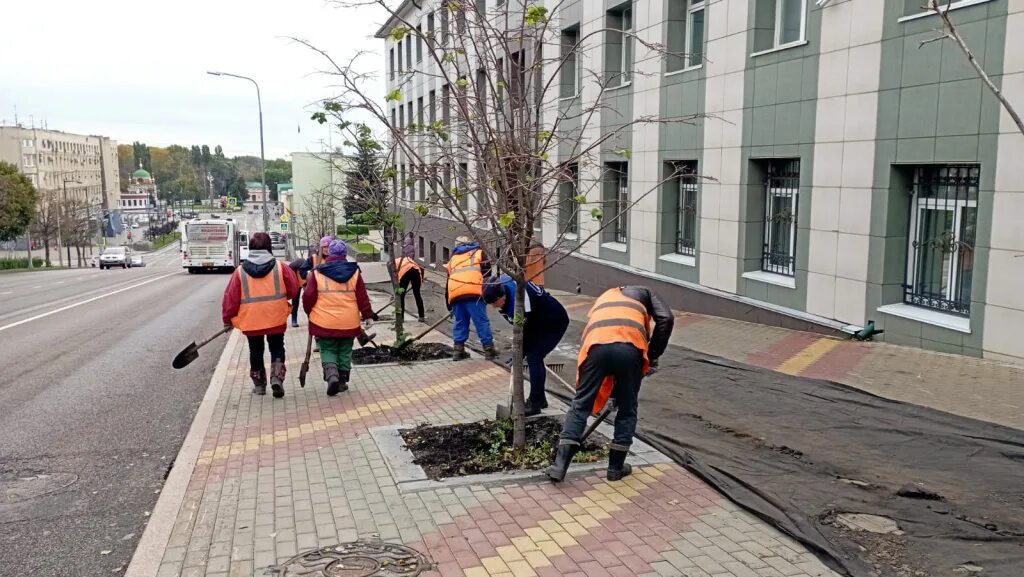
[99,247,128,269]
[268,231,286,252]
[130,253,145,267]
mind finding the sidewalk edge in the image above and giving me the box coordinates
[124,328,240,577]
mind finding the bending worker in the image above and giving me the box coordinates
[222,232,299,398]
[392,244,426,322]
[446,235,496,360]
[303,239,376,396]
[483,275,568,415]
[546,285,674,482]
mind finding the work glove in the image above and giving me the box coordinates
[372,313,380,322]
[223,322,233,331]
[363,318,374,330]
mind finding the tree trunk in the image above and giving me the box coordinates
[510,277,528,449]
[44,240,51,267]
[385,225,406,345]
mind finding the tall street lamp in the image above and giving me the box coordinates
[207,71,269,232]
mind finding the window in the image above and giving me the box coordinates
[400,164,406,200]
[399,106,405,132]
[406,38,412,69]
[606,5,633,86]
[407,102,414,132]
[476,68,488,106]
[430,241,437,263]
[443,246,451,262]
[441,9,449,43]
[22,139,33,148]
[442,84,451,125]
[389,48,395,79]
[416,25,423,62]
[417,96,424,126]
[391,108,397,130]
[457,6,467,33]
[560,27,579,98]
[558,163,579,235]
[457,163,469,211]
[904,165,978,316]
[427,13,435,47]
[409,163,416,198]
[397,40,403,72]
[761,159,800,276]
[754,0,806,52]
[510,51,526,108]
[667,1,705,71]
[605,162,629,243]
[428,90,437,124]
[419,236,425,258]
[22,154,35,167]
[672,161,698,256]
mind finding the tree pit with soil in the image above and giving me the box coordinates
[352,342,454,365]
[400,416,609,480]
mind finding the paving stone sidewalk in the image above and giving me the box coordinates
[148,297,839,577]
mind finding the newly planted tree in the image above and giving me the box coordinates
[301,0,705,448]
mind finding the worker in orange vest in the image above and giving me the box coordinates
[446,236,496,360]
[303,240,375,395]
[525,240,546,288]
[222,232,300,398]
[392,244,426,322]
[299,236,333,348]
[546,286,674,482]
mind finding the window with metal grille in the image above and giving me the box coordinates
[761,159,799,276]
[904,164,978,316]
[673,161,698,256]
[605,162,629,243]
[558,163,579,235]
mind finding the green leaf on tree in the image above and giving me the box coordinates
[616,148,632,159]
[390,26,409,41]
[498,211,515,228]
[449,223,458,231]
[310,112,327,124]
[385,89,403,102]
[525,5,549,25]
[456,78,469,89]
[574,194,587,204]
[590,207,603,220]
[414,204,429,216]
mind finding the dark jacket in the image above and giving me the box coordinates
[445,242,492,306]
[493,275,569,351]
[619,285,674,361]
[222,250,299,336]
[298,249,329,282]
[302,256,373,338]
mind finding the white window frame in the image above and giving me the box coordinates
[22,154,34,168]
[616,166,629,243]
[897,0,995,23]
[774,0,807,48]
[618,7,633,86]
[22,139,34,148]
[905,196,977,311]
[686,0,706,69]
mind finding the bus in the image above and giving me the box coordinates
[181,218,241,273]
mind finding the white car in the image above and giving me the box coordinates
[99,247,128,269]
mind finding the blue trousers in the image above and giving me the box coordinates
[451,298,493,346]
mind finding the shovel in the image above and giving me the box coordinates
[298,333,313,387]
[172,325,233,369]
[357,330,378,348]
[396,313,451,350]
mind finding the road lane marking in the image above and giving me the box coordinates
[0,272,177,333]
[1,291,11,295]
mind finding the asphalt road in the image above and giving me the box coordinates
[0,243,234,577]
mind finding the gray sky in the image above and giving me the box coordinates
[0,0,387,159]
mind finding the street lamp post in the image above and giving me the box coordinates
[207,71,269,232]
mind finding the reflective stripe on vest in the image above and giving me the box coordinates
[446,249,483,302]
[576,288,651,415]
[234,262,291,332]
[308,269,361,331]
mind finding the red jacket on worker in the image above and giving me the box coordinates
[222,251,300,336]
[302,256,374,338]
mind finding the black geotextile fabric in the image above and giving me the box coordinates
[374,279,1024,576]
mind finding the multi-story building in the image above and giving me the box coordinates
[291,151,351,247]
[378,0,1024,364]
[0,124,120,212]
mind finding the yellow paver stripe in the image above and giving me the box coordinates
[196,367,504,465]
[462,467,667,576]
[776,338,841,376]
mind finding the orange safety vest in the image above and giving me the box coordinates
[301,253,325,288]
[233,262,291,332]
[446,249,483,302]
[308,269,362,331]
[577,288,651,415]
[525,243,546,286]
[394,257,422,280]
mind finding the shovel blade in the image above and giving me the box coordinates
[172,343,200,369]
[298,361,310,388]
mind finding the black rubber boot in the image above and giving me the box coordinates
[452,343,470,361]
[324,363,341,396]
[544,443,580,482]
[250,369,267,396]
[338,370,350,393]
[482,344,498,361]
[525,399,545,417]
[607,448,633,481]
[270,361,286,399]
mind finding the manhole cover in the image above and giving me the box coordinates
[274,540,429,576]
[0,473,78,504]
